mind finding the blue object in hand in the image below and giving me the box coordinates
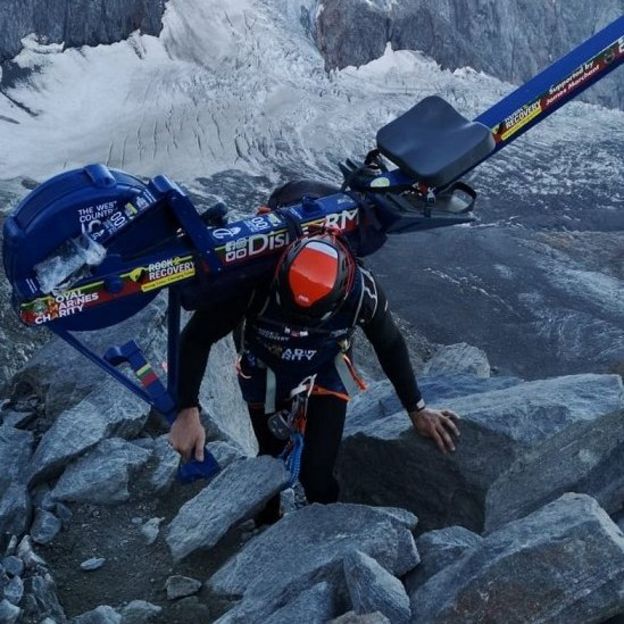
[177,450,221,485]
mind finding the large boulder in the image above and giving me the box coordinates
[166,456,290,561]
[338,374,624,533]
[51,438,151,505]
[209,503,419,623]
[409,494,624,623]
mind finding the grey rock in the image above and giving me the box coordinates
[119,600,162,624]
[167,456,290,561]
[264,582,336,624]
[165,575,202,600]
[344,375,522,435]
[209,504,419,624]
[314,0,624,110]
[344,551,410,624]
[28,378,149,486]
[0,599,20,624]
[146,436,179,493]
[198,337,257,455]
[4,575,23,605]
[80,557,106,572]
[206,440,246,468]
[410,494,624,623]
[331,613,390,624]
[405,526,482,594]
[55,502,73,526]
[52,438,151,505]
[31,509,62,545]
[1,409,35,429]
[424,343,491,378]
[21,573,65,623]
[3,536,17,558]
[0,426,33,535]
[0,482,31,537]
[339,374,624,532]
[16,536,46,570]
[167,596,211,622]
[21,300,169,486]
[2,556,23,578]
[140,518,163,546]
[72,605,121,624]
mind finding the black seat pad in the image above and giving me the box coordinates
[377,96,495,188]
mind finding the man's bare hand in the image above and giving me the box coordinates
[169,407,206,462]
[409,407,460,454]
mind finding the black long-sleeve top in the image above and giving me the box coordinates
[177,273,423,412]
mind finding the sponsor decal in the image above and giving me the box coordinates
[257,327,290,342]
[300,208,359,235]
[222,230,289,264]
[212,226,242,240]
[543,60,601,109]
[500,100,542,141]
[78,201,117,236]
[244,215,275,233]
[124,202,139,219]
[30,289,101,324]
[141,257,195,292]
[370,177,391,189]
[136,363,159,387]
[281,348,317,362]
[619,36,624,55]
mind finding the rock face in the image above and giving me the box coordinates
[51,438,151,505]
[209,503,419,623]
[0,0,166,64]
[167,456,290,562]
[409,494,624,623]
[338,373,624,533]
[314,0,624,109]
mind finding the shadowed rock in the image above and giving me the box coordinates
[0,426,33,535]
[339,374,624,532]
[51,438,151,505]
[167,456,290,562]
[344,550,410,624]
[264,582,336,624]
[405,526,482,594]
[209,503,419,624]
[409,494,624,623]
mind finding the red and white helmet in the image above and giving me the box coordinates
[274,233,356,324]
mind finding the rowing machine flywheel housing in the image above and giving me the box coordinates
[2,164,176,331]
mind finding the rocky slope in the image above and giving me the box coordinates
[314,0,624,109]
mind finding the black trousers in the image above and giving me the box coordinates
[248,394,347,524]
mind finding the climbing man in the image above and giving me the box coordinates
[169,183,460,524]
